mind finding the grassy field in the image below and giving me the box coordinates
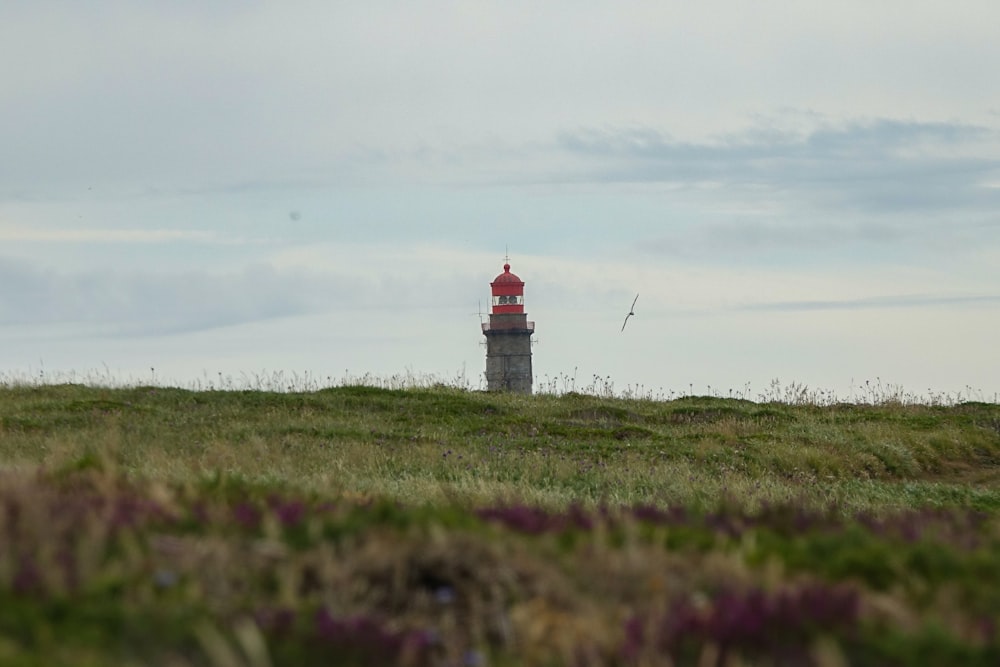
[1,382,999,665]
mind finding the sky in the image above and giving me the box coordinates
[1,1,998,400]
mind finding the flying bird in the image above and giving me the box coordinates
[621,293,639,332]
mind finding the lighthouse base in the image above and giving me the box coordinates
[484,329,533,394]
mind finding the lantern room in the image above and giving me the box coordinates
[490,263,525,314]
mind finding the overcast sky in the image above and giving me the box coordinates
[2,1,998,400]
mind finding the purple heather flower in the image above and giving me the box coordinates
[254,607,296,635]
[272,499,306,527]
[233,502,262,529]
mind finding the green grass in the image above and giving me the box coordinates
[1,382,999,665]
[2,383,997,512]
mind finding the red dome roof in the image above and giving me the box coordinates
[492,263,522,284]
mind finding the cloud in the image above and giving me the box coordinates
[640,217,1000,262]
[0,258,328,336]
[0,243,506,337]
[0,228,221,244]
[553,119,1000,213]
[738,292,1000,313]
[4,0,997,198]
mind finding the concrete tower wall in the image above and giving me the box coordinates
[484,329,533,393]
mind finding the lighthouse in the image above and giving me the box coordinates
[482,261,535,394]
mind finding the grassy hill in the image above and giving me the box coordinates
[1,383,999,665]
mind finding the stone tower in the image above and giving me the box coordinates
[482,261,534,393]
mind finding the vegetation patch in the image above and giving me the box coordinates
[0,383,998,665]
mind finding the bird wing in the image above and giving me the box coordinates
[621,294,639,332]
